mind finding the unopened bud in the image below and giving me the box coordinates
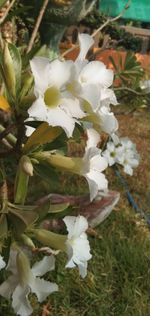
[21,155,33,176]
[33,229,67,251]
[20,234,35,250]
[16,251,32,286]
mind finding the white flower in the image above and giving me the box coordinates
[28,33,118,138]
[0,250,58,316]
[70,34,115,111]
[103,141,118,166]
[86,127,100,149]
[81,146,108,201]
[102,141,123,166]
[97,105,119,134]
[0,255,6,270]
[140,79,150,91]
[103,137,140,175]
[28,57,85,138]
[117,138,140,176]
[63,215,92,278]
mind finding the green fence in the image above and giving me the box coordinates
[99,0,150,22]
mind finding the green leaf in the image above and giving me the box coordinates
[9,208,38,235]
[14,156,30,205]
[49,202,69,213]
[2,42,16,98]
[0,0,8,9]
[109,56,118,71]
[34,162,59,185]
[23,122,62,153]
[8,43,22,95]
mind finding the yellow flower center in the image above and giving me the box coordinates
[44,87,60,108]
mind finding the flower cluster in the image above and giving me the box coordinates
[103,136,140,175]
[0,215,91,316]
[27,33,118,138]
[0,32,140,316]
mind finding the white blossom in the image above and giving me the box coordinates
[28,57,85,138]
[63,215,92,278]
[0,250,58,316]
[117,138,140,175]
[103,137,139,175]
[0,255,6,270]
[82,147,108,200]
[27,33,118,137]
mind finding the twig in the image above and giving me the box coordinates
[0,124,15,142]
[26,0,49,53]
[0,0,16,25]
[0,124,16,146]
[92,0,131,37]
[114,86,150,96]
[62,0,131,57]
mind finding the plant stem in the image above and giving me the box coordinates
[0,124,16,146]
[0,160,8,213]
[114,86,150,96]
[0,0,16,25]
[26,0,49,53]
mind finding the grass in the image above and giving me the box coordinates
[1,108,150,316]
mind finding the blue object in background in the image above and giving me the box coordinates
[99,0,150,22]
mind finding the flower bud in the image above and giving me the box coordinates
[16,251,32,286]
[33,229,67,251]
[20,234,35,250]
[21,155,33,176]
[35,152,82,174]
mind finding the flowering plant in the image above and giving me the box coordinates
[0,33,139,315]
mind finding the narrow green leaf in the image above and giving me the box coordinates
[8,43,22,95]
[23,122,62,153]
[49,202,69,213]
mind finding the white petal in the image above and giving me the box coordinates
[63,216,77,238]
[86,128,100,149]
[85,176,98,201]
[32,255,55,277]
[25,125,35,137]
[100,88,118,107]
[30,57,50,96]
[7,249,18,274]
[78,262,87,278]
[124,164,133,176]
[0,275,18,299]
[60,97,85,119]
[90,155,108,172]
[111,133,120,145]
[63,215,88,239]
[28,97,47,121]
[79,61,114,88]
[66,235,91,274]
[50,59,73,88]
[80,84,101,110]
[47,107,75,137]
[73,216,89,237]
[85,170,108,200]
[98,106,119,134]
[30,278,58,303]
[77,33,94,60]
[12,285,32,316]
[0,255,6,270]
